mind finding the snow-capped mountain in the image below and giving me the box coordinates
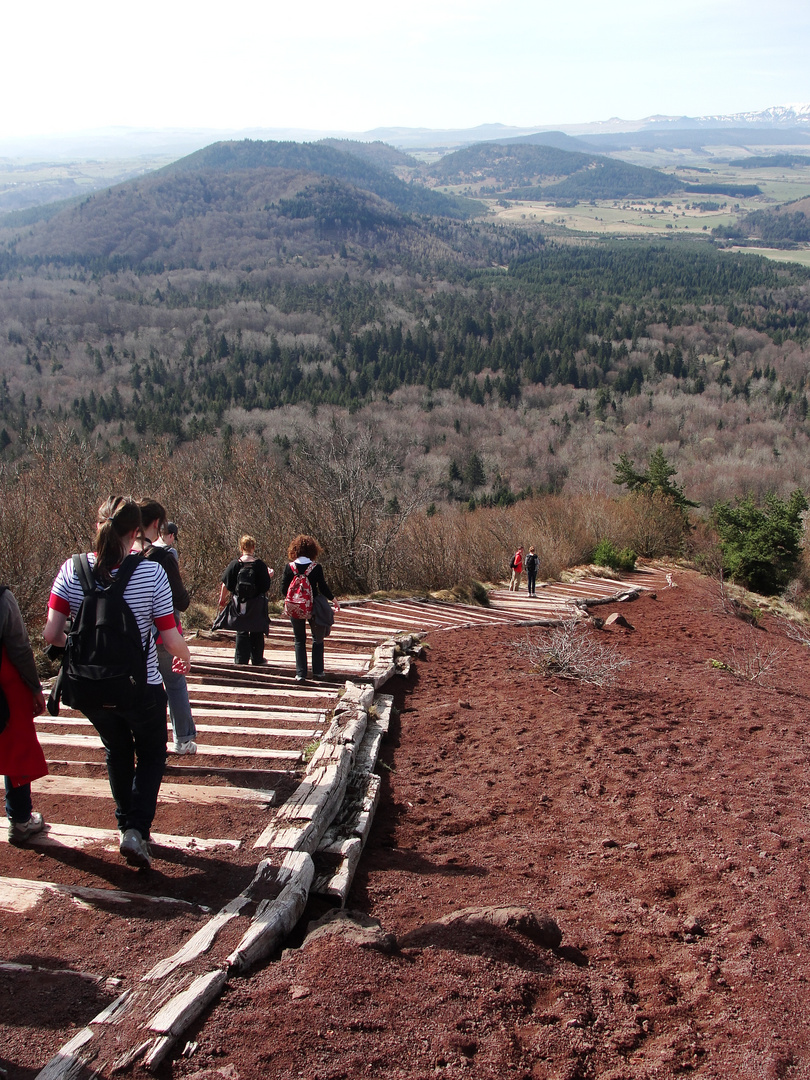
[646,104,810,129]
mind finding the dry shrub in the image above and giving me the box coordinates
[520,495,596,578]
[514,614,631,688]
[620,491,690,558]
[0,424,692,637]
[715,626,786,685]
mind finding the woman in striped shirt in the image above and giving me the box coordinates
[43,497,191,869]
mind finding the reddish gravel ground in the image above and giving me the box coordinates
[6,568,810,1080]
[169,570,810,1080]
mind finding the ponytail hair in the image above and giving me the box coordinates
[94,496,141,582]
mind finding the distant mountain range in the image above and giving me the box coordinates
[3,105,810,160]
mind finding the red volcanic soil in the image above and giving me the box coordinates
[9,568,810,1079]
[171,570,810,1080]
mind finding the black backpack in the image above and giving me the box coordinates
[61,554,148,712]
[235,561,257,602]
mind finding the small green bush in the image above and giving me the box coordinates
[712,489,808,595]
[592,539,637,571]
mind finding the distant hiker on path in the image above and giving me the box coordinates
[1,586,47,844]
[44,496,191,869]
[218,535,273,666]
[525,547,539,596]
[282,534,339,682]
[137,499,197,755]
[509,547,524,591]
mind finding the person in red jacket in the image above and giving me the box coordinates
[509,547,524,591]
[1,587,47,843]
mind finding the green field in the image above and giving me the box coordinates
[491,156,810,262]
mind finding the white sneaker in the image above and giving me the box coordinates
[119,828,152,868]
[8,811,45,844]
[172,739,198,755]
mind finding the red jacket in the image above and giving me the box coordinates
[0,645,47,788]
[511,550,523,573]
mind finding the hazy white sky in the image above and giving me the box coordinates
[2,0,808,138]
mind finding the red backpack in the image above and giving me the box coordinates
[284,562,315,620]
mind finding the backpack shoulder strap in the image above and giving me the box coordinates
[73,554,97,596]
[109,553,143,596]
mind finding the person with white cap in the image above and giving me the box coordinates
[281,535,339,682]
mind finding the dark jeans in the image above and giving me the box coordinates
[527,569,537,595]
[291,618,324,679]
[86,684,168,838]
[4,777,32,823]
[235,631,265,665]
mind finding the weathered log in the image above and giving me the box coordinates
[226,853,314,973]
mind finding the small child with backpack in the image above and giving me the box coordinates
[281,534,339,682]
[43,496,191,869]
[217,535,274,666]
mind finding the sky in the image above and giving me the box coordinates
[2,0,809,141]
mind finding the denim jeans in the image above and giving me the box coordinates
[290,618,324,679]
[526,570,537,595]
[157,643,196,742]
[235,631,265,665]
[4,777,32,823]
[86,684,168,838]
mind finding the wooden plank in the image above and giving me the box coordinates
[185,681,336,702]
[36,1026,96,1080]
[0,876,208,914]
[148,967,229,1036]
[144,968,229,1069]
[43,758,296,780]
[1,819,241,852]
[38,707,326,726]
[226,852,314,973]
[35,733,301,761]
[143,896,252,982]
[255,752,353,852]
[31,775,275,807]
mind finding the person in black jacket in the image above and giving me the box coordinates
[218,535,274,665]
[525,546,539,597]
[281,534,339,682]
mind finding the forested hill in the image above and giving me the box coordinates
[423,142,759,201]
[314,138,419,169]
[162,139,477,219]
[424,143,683,199]
[1,133,810,513]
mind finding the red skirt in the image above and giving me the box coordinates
[0,646,48,788]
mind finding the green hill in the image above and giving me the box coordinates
[165,139,477,219]
[427,142,684,200]
[315,138,419,170]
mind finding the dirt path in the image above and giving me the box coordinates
[176,569,810,1080]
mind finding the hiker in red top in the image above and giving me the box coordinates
[509,547,524,591]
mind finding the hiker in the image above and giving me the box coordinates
[137,499,197,755]
[218,535,274,666]
[1,586,48,844]
[281,534,339,682]
[154,520,179,562]
[509,547,524,591]
[525,546,539,596]
[43,496,191,869]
